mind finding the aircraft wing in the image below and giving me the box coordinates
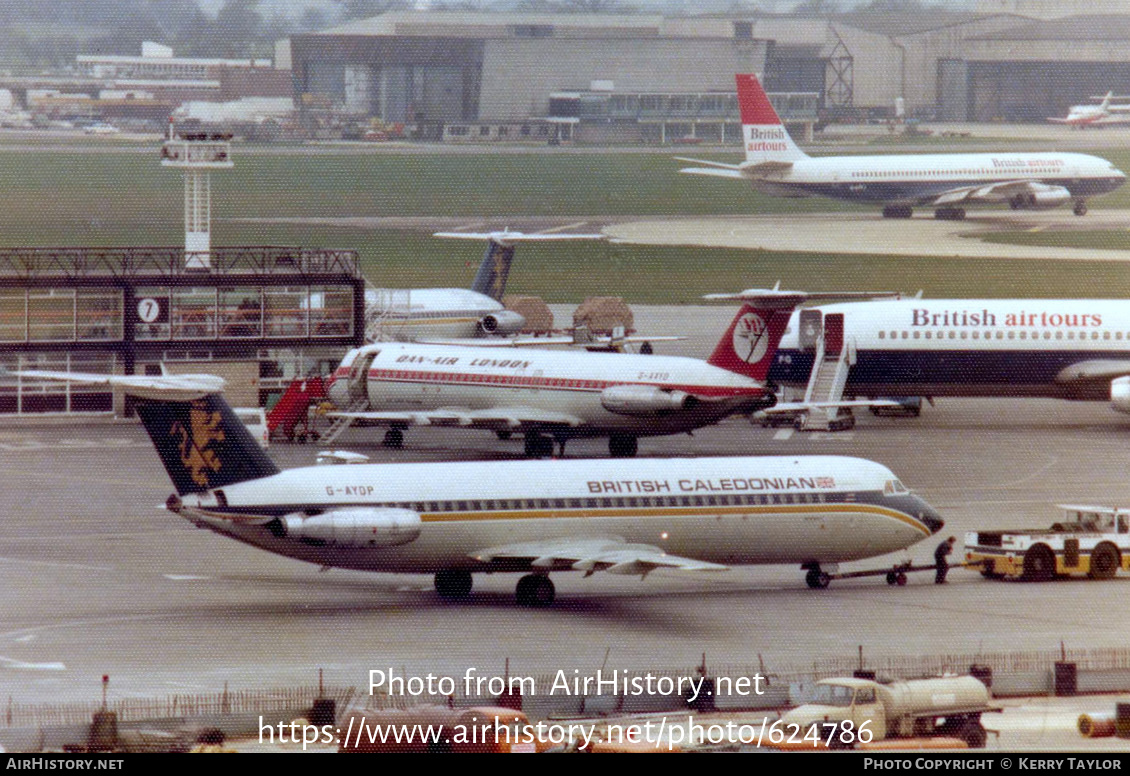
[758,399,902,415]
[469,537,729,578]
[931,180,1069,205]
[327,407,585,431]
[678,166,746,180]
[415,335,684,349]
[6,368,225,400]
[1055,360,1130,384]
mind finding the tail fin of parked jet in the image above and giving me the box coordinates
[735,73,810,166]
[705,299,795,382]
[8,369,279,495]
[135,394,280,495]
[434,230,607,302]
[704,287,900,382]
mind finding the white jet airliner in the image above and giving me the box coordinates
[364,230,603,342]
[10,369,944,603]
[327,288,890,458]
[680,74,1126,219]
[1048,92,1130,129]
[770,298,1130,416]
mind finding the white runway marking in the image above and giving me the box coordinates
[163,574,212,581]
[0,656,66,671]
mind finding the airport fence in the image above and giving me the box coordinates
[8,646,1130,730]
[3,685,355,729]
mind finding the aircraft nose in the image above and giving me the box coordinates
[915,497,945,535]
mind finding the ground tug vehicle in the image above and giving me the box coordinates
[965,505,1130,581]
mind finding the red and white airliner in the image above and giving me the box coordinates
[680,74,1126,219]
[327,287,888,458]
[1048,92,1130,129]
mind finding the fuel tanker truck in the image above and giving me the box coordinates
[780,675,997,749]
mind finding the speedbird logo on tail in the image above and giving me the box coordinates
[171,400,226,487]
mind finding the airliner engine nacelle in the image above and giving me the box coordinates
[600,384,699,416]
[1031,186,1072,208]
[478,311,525,336]
[1110,376,1130,414]
[1013,185,1072,210]
[279,508,421,548]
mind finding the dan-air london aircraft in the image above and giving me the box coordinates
[679,74,1126,219]
[327,287,890,457]
[363,229,604,343]
[770,297,1130,417]
[9,368,944,604]
[1048,92,1130,129]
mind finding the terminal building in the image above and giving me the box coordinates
[0,131,365,417]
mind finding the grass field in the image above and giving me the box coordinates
[2,144,1130,301]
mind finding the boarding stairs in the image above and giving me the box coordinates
[318,398,369,445]
[798,331,855,431]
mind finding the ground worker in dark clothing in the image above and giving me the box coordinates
[935,536,956,584]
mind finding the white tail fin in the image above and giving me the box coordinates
[735,73,809,165]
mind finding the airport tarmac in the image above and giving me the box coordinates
[3,371,1130,713]
[606,210,1130,262]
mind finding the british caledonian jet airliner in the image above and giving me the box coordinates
[327,287,891,458]
[679,74,1126,219]
[363,229,603,342]
[9,369,943,604]
[770,298,1130,415]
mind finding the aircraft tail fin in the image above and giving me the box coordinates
[135,394,281,496]
[706,302,793,382]
[470,239,515,301]
[704,287,901,381]
[735,73,809,165]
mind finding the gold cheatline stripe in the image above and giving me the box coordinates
[415,503,932,536]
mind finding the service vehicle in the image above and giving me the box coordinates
[780,675,996,749]
[965,504,1130,581]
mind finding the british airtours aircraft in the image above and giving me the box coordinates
[679,74,1126,219]
[10,368,944,604]
[327,287,891,458]
[770,297,1130,417]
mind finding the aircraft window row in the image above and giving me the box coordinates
[375,492,848,513]
[878,330,1120,341]
[849,169,1058,179]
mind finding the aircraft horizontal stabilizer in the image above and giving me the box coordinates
[433,230,606,246]
[704,286,899,308]
[7,368,225,400]
[471,537,729,578]
[678,166,746,179]
[737,160,796,176]
[674,156,741,170]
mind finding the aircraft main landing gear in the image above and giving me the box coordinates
[934,207,965,221]
[434,569,473,599]
[804,565,831,589]
[882,205,913,219]
[382,428,405,448]
[524,433,554,458]
[515,574,555,606]
[1074,200,1088,216]
[609,434,638,458]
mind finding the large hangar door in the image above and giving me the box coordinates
[938,59,970,122]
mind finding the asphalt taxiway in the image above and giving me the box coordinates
[3,373,1130,717]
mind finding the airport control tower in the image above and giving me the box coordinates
[160,121,233,269]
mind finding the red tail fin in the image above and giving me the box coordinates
[736,73,783,126]
[707,303,790,382]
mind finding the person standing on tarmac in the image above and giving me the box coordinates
[935,536,957,584]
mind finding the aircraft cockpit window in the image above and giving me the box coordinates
[884,479,909,495]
